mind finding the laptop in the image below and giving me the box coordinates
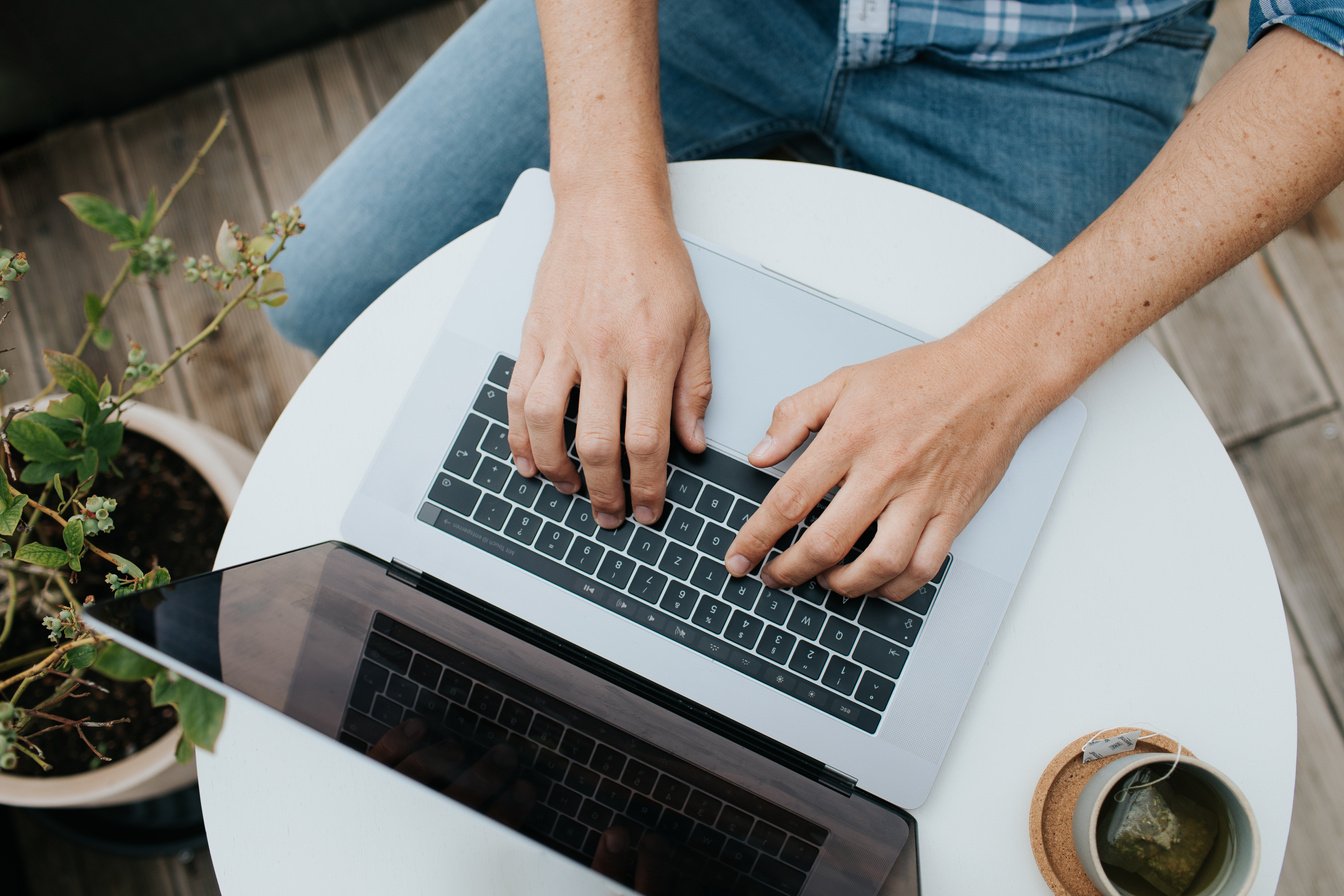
[87,168,1085,894]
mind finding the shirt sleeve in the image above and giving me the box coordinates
[1247,0,1344,55]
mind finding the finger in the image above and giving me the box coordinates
[507,337,543,477]
[766,478,890,590]
[366,716,427,767]
[636,833,677,896]
[875,513,961,601]
[725,437,845,580]
[591,827,637,883]
[624,367,674,525]
[671,316,713,453]
[575,369,628,526]
[747,371,846,468]
[485,777,536,830]
[523,354,580,493]
[817,498,930,597]
[393,739,467,790]
[447,743,519,809]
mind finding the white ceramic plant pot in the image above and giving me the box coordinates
[0,401,253,808]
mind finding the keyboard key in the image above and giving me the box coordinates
[551,784,584,817]
[577,798,613,831]
[343,710,389,747]
[504,508,542,545]
[660,810,695,842]
[564,498,599,536]
[651,775,690,811]
[499,699,533,734]
[666,508,705,546]
[823,696,881,733]
[530,715,564,750]
[597,553,636,589]
[785,603,825,640]
[447,412,489,461]
[723,577,761,610]
[437,669,472,703]
[658,542,697,579]
[855,671,897,711]
[535,524,572,562]
[621,759,658,794]
[794,680,831,710]
[371,694,402,727]
[898,583,937,616]
[468,684,503,718]
[691,555,728,595]
[428,474,480,516]
[858,598,923,647]
[788,643,830,680]
[692,596,731,634]
[535,485,573,522]
[781,837,821,870]
[695,484,733,522]
[747,820,787,854]
[727,497,757,532]
[725,611,764,650]
[689,823,727,857]
[824,591,861,621]
[526,803,557,837]
[793,577,828,605]
[386,674,417,707]
[487,354,514,388]
[686,791,722,824]
[560,730,596,764]
[668,441,776,505]
[502,472,542,507]
[628,530,667,565]
[408,654,442,689]
[755,587,793,624]
[819,617,860,655]
[566,764,600,796]
[721,838,758,872]
[932,554,952,584]
[481,423,511,460]
[595,520,634,551]
[660,584,699,619]
[366,632,411,673]
[473,457,512,493]
[473,493,511,530]
[756,626,796,664]
[821,656,862,695]
[565,537,603,574]
[591,744,625,778]
[628,566,667,603]
[853,633,909,679]
[472,383,509,422]
[697,522,734,560]
[627,793,662,826]
[595,777,631,812]
[756,855,808,893]
[666,471,703,507]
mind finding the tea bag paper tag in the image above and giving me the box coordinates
[1082,730,1143,763]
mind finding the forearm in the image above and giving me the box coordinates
[962,26,1344,424]
[535,0,669,211]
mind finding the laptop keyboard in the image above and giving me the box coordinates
[341,612,828,895]
[417,354,953,734]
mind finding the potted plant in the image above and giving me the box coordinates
[0,114,302,808]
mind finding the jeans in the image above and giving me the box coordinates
[268,0,1214,355]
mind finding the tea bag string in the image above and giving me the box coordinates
[1079,729,1186,802]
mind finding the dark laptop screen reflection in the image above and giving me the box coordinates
[342,612,827,896]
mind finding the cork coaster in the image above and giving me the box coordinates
[1029,728,1191,896]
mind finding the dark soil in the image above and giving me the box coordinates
[7,429,227,776]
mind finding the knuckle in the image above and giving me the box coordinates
[770,480,812,523]
[906,557,940,584]
[623,420,664,460]
[803,527,848,567]
[575,430,621,465]
[523,391,564,428]
[772,395,801,425]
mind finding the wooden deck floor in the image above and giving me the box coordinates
[3,0,1343,891]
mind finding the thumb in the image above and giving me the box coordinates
[750,370,847,467]
[672,318,713,452]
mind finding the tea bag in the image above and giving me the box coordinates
[1098,767,1218,896]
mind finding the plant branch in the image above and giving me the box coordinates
[0,635,103,693]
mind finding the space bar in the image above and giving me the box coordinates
[422,505,632,613]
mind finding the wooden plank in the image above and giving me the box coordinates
[1277,626,1344,895]
[1153,254,1333,446]
[0,167,46,403]
[230,39,372,209]
[350,0,475,109]
[0,122,190,414]
[109,81,313,450]
[1233,412,1344,722]
[1195,0,1249,100]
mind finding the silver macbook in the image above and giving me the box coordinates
[342,168,1085,810]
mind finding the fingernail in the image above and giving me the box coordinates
[694,418,706,447]
[634,505,656,525]
[556,480,578,495]
[725,554,751,577]
[761,570,780,588]
[596,511,622,529]
[750,435,774,459]
[516,457,536,477]
[404,717,426,739]
[603,828,630,853]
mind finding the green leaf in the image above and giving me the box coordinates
[45,393,85,421]
[260,293,288,308]
[144,567,171,589]
[75,447,98,483]
[108,553,144,578]
[63,517,84,555]
[24,412,80,441]
[93,327,114,350]
[98,378,112,403]
[14,543,69,569]
[65,644,97,670]
[7,416,75,464]
[94,643,161,682]
[19,460,64,485]
[246,235,274,259]
[0,493,27,536]
[83,292,105,326]
[175,735,194,764]
[0,542,11,560]
[140,189,158,239]
[60,193,137,242]
[87,421,124,471]
[42,350,98,398]
[152,671,226,752]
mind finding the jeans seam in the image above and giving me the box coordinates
[817,64,850,138]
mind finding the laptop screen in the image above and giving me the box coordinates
[86,542,909,894]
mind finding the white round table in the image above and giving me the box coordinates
[202,160,1294,894]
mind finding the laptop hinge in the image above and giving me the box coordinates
[387,557,425,589]
[820,765,858,797]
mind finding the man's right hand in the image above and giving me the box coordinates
[507,191,711,529]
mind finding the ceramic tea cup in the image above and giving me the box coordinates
[1072,753,1260,896]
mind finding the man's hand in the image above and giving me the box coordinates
[507,197,711,528]
[724,335,1043,600]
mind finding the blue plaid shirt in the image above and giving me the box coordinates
[839,0,1344,69]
